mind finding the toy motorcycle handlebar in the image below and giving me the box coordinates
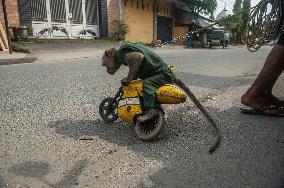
[115,86,123,99]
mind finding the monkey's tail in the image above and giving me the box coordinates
[173,74,221,153]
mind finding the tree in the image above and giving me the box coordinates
[232,0,243,43]
[242,0,251,38]
[219,0,252,44]
[183,0,217,48]
[184,0,217,18]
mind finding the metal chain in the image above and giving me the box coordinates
[151,7,249,49]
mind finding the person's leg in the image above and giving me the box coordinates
[264,66,284,106]
[241,44,284,112]
[264,33,284,106]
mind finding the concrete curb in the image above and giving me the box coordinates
[0,54,37,66]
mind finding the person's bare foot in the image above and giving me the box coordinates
[241,92,284,116]
[241,93,270,111]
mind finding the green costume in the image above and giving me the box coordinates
[115,43,173,110]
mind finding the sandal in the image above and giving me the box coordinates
[272,99,284,107]
[266,93,284,107]
[241,106,284,117]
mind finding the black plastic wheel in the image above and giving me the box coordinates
[134,110,165,141]
[99,97,118,123]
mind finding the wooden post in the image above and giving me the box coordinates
[0,22,9,51]
[1,0,12,54]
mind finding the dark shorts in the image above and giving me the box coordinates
[276,32,284,46]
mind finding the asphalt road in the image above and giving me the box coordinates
[0,45,283,188]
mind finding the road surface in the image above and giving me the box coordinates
[0,45,283,188]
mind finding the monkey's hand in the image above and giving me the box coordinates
[121,77,130,86]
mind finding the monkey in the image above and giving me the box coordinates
[102,43,221,153]
[102,44,173,123]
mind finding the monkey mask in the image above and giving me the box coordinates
[102,48,122,75]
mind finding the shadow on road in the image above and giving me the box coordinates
[49,119,139,146]
[8,159,88,188]
[0,175,8,188]
[47,104,284,188]
[136,106,284,188]
[175,72,255,89]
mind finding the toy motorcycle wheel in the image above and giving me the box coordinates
[134,110,165,141]
[99,97,118,123]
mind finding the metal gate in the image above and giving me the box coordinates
[30,0,99,38]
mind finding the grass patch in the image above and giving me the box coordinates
[11,45,31,54]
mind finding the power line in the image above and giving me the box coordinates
[152,0,283,52]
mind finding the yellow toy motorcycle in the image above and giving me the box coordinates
[99,80,187,141]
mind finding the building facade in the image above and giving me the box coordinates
[0,0,21,32]
[1,0,194,43]
[104,0,194,44]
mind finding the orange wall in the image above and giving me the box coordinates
[125,0,153,43]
